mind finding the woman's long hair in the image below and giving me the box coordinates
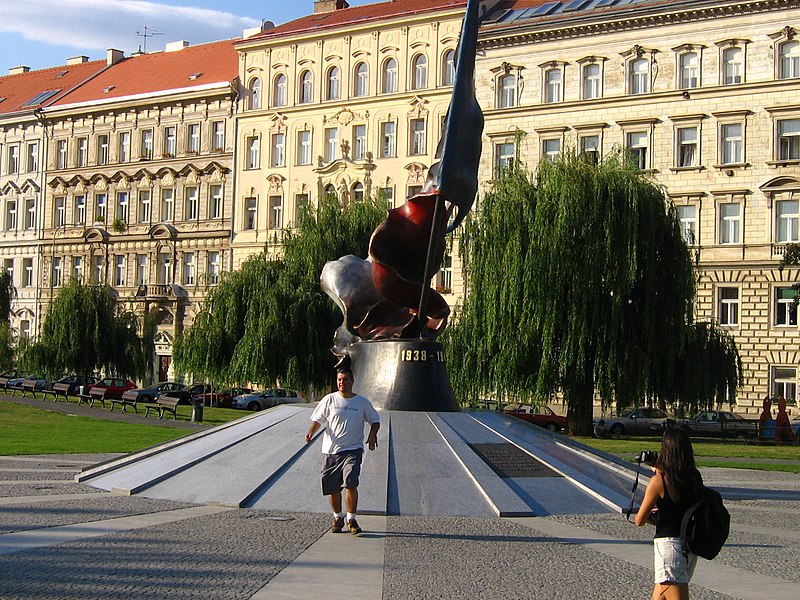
[655,427,702,501]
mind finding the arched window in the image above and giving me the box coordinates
[629,58,649,94]
[353,62,369,97]
[412,54,427,90]
[382,58,398,93]
[581,63,601,99]
[722,47,742,85]
[497,74,516,108]
[273,74,287,107]
[249,77,261,110]
[352,182,364,202]
[442,49,455,86]
[679,52,699,89]
[544,68,562,103]
[299,70,314,104]
[779,40,800,79]
[326,66,340,101]
[324,183,336,197]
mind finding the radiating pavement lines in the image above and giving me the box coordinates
[249,515,386,600]
[511,517,798,600]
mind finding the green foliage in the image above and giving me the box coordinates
[175,194,385,395]
[0,271,15,323]
[0,323,15,371]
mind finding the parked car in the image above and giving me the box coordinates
[594,407,672,438]
[129,381,186,403]
[156,383,212,404]
[88,378,137,400]
[504,405,566,432]
[192,387,253,408]
[50,375,99,396]
[677,410,758,439]
[232,388,305,411]
[7,374,48,391]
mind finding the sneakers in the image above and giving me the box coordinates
[347,518,362,535]
[331,516,344,533]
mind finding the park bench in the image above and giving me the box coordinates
[0,377,9,393]
[109,389,139,414]
[78,387,108,408]
[40,382,72,402]
[20,380,39,398]
[144,396,179,420]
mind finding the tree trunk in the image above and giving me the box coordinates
[565,365,595,437]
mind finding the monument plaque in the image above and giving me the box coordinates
[469,443,562,478]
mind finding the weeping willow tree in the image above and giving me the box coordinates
[27,280,146,381]
[174,193,386,396]
[0,271,14,370]
[447,151,740,435]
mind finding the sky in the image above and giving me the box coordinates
[0,0,375,73]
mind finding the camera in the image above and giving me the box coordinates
[636,450,658,466]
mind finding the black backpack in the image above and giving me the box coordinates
[680,486,730,560]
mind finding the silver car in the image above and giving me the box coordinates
[231,388,304,411]
[594,407,671,438]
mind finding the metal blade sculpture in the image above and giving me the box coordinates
[322,0,484,373]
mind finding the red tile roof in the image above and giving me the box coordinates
[51,39,239,108]
[248,0,468,40]
[0,60,106,116]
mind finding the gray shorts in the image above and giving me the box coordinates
[321,449,363,496]
[654,537,697,584]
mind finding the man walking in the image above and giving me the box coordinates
[305,368,380,534]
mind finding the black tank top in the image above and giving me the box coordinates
[654,474,693,538]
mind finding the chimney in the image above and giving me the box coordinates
[107,48,125,66]
[9,65,30,75]
[314,0,350,14]
[66,55,89,65]
[165,40,190,52]
[243,20,274,39]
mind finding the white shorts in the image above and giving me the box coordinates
[654,537,697,584]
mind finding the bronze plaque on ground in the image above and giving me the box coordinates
[468,443,562,478]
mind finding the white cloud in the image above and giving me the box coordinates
[0,0,259,53]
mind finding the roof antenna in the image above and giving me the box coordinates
[136,26,165,53]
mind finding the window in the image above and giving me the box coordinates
[244,197,257,230]
[412,55,427,90]
[630,58,649,94]
[269,196,283,229]
[212,121,225,151]
[95,193,106,222]
[26,142,38,172]
[626,131,649,169]
[778,119,800,161]
[581,63,601,99]
[779,40,800,79]
[678,52,699,89]
[140,129,153,160]
[353,125,366,160]
[183,252,195,285]
[295,193,310,216]
[380,121,396,158]
[3,260,12,283]
[436,253,452,293]
[722,47,743,85]
[324,128,338,162]
[76,138,87,167]
[720,123,743,164]
[184,187,198,220]
[354,63,369,97]
[772,366,797,404]
[273,74,287,107]
[271,133,285,167]
[442,49,455,86]
[718,287,739,326]
[74,194,86,225]
[22,258,33,287]
[676,127,698,167]
[94,135,108,165]
[118,131,131,163]
[776,199,799,243]
[377,187,393,208]
[93,255,104,284]
[207,251,220,284]
[382,58,398,93]
[408,185,423,197]
[297,130,312,165]
[136,254,148,286]
[55,197,65,227]
[326,66,340,101]
[542,139,561,161]
[113,255,125,286]
[116,192,128,222]
[160,188,174,221]
[246,136,260,169]
[544,68,562,103]
[718,202,741,244]
[498,74,516,108]
[72,256,82,282]
[19,320,30,339]
[495,142,515,177]
[158,253,171,284]
[25,199,35,229]
[5,145,18,174]
[187,124,200,153]
[52,256,62,287]
[137,190,151,223]
[163,127,176,156]
[57,139,67,169]
[410,119,426,155]
[580,135,600,164]
[677,205,697,244]
[299,71,313,104]
[249,78,262,109]
[209,184,222,219]
[775,287,798,326]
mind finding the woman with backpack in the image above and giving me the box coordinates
[635,427,704,600]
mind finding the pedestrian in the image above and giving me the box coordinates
[305,367,380,535]
[635,427,703,600]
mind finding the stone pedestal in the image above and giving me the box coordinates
[348,339,460,411]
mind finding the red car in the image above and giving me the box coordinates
[192,387,253,408]
[89,378,137,400]
[504,405,567,432]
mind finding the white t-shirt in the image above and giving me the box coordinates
[310,392,380,455]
